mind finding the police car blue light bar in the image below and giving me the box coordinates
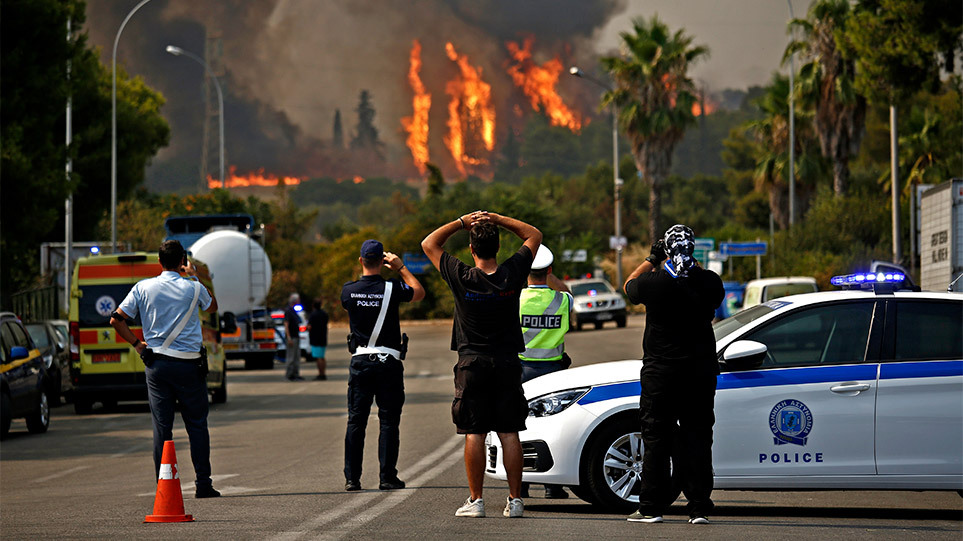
[831,272,905,286]
[89,246,101,255]
[294,304,304,312]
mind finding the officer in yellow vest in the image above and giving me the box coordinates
[519,244,573,499]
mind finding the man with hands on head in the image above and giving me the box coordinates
[421,210,542,519]
[341,240,425,492]
[109,239,221,499]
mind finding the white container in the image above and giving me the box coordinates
[920,179,963,292]
[190,230,273,314]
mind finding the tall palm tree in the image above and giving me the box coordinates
[601,16,708,242]
[745,74,825,230]
[785,0,866,196]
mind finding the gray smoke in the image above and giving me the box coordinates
[83,0,625,190]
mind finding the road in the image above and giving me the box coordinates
[1,315,960,540]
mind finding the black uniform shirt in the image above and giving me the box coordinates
[341,275,414,351]
[624,265,724,373]
[308,308,328,347]
[439,246,533,356]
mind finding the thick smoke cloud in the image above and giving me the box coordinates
[84,0,625,190]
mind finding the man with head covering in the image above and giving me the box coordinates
[340,239,425,492]
[518,244,573,499]
[622,224,724,525]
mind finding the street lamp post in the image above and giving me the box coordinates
[787,0,796,227]
[111,0,153,253]
[570,66,623,287]
[166,45,225,189]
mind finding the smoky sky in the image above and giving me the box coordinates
[80,0,638,190]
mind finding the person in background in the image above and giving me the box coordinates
[341,240,425,492]
[421,210,541,519]
[284,293,304,381]
[518,244,573,500]
[622,224,724,525]
[306,298,329,380]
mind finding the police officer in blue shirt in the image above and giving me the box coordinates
[110,240,221,499]
[341,240,425,492]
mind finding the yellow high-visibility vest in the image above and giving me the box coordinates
[518,287,570,362]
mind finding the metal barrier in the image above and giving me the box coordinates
[11,285,60,322]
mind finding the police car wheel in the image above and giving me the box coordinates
[616,317,627,328]
[1,392,11,439]
[25,390,49,434]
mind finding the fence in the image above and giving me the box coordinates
[10,285,60,322]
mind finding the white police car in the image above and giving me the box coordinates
[486,272,963,511]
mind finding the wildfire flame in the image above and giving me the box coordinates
[505,38,583,133]
[444,42,495,176]
[692,100,717,116]
[401,40,431,175]
[208,166,304,189]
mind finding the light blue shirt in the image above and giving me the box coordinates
[118,271,213,353]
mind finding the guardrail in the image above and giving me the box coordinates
[11,285,60,322]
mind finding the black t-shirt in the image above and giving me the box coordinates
[341,275,414,351]
[307,308,328,346]
[624,265,724,372]
[439,246,533,355]
[284,306,300,337]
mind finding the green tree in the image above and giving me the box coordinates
[0,0,169,304]
[601,16,709,242]
[786,0,866,196]
[350,90,384,159]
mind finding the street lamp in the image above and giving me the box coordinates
[570,66,623,287]
[787,0,796,227]
[166,45,225,190]
[111,0,153,253]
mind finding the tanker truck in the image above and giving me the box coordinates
[164,215,277,370]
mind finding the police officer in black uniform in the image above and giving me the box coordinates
[341,239,425,491]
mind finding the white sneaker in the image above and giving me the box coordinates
[503,496,524,518]
[455,497,485,518]
[689,516,710,524]
[627,511,664,523]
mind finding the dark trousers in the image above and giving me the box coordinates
[637,362,716,517]
[344,354,405,483]
[146,357,212,488]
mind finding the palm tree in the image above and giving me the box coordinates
[601,16,708,243]
[745,74,825,230]
[785,0,866,196]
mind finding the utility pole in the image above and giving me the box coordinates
[201,31,226,190]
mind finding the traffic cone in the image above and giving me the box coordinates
[144,440,194,523]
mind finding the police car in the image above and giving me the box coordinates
[486,272,963,511]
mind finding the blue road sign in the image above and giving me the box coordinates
[720,242,767,256]
[403,253,433,274]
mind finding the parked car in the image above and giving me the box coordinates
[272,308,309,359]
[24,321,72,405]
[739,276,817,312]
[565,278,627,330]
[486,272,963,511]
[1,312,50,439]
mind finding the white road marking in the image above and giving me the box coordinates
[34,465,90,483]
[269,434,464,541]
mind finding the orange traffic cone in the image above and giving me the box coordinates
[144,440,194,523]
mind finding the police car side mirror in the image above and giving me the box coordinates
[10,346,29,362]
[722,340,767,371]
[220,313,237,335]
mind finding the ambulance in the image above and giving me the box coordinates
[68,252,227,413]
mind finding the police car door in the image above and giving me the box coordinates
[875,298,963,476]
[713,300,880,478]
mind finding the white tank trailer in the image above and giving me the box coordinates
[191,230,277,369]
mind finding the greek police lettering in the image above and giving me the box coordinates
[769,399,813,446]
[357,300,380,307]
[521,314,562,329]
[758,452,823,464]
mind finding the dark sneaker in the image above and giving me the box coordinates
[345,480,362,491]
[314,375,327,380]
[195,486,221,499]
[544,485,569,499]
[379,479,406,490]
[689,516,709,524]
[627,511,663,523]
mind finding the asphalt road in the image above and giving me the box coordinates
[1,315,960,540]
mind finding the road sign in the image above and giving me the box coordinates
[402,253,433,274]
[562,249,588,263]
[720,242,767,257]
[693,238,714,265]
[609,236,627,250]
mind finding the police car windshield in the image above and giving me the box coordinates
[571,282,613,296]
[712,304,774,342]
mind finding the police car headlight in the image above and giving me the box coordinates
[528,388,589,417]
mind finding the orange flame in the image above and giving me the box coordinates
[401,40,431,175]
[208,166,304,189]
[352,175,364,184]
[692,100,717,116]
[444,42,495,176]
[505,38,583,133]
